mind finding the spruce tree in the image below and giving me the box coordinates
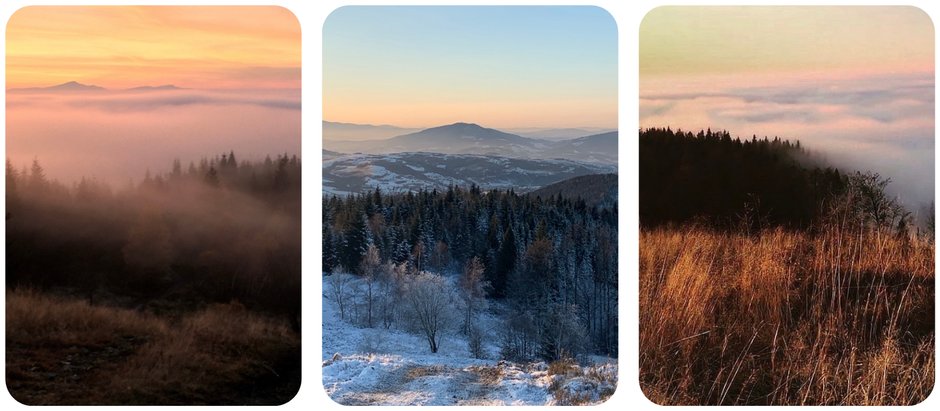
[493,225,517,298]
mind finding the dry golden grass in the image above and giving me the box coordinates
[547,358,580,377]
[468,365,503,385]
[6,289,167,346]
[405,365,446,380]
[6,290,300,405]
[640,226,934,405]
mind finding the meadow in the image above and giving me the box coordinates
[6,289,300,405]
[640,225,934,405]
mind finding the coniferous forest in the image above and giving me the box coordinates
[6,153,301,404]
[322,186,618,360]
[640,127,850,229]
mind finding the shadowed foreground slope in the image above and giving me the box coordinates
[6,289,300,405]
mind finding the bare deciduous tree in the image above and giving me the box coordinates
[327,265,351,320]
[403,272,454,353]
[459,256,488,335]
[359,244,382,328]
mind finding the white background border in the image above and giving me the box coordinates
[0,0,935,410]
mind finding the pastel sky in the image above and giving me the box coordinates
[323,6,618,129]
[6,6,300,185]
[7,6,300,89]
[640,6,935,210]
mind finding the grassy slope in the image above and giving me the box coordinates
[6,290,300,405]
[640,227,934,405]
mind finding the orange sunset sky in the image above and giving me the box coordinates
[7,6,300,89]
[6,6,301,185]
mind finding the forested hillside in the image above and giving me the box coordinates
[639,128,933,405]
[6,152,302,404]
[640,127,850,228]
[323,186,618,359]
[530,173,617,208]
[7,153,301,316]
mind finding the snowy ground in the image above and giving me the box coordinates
[321,273,617,405]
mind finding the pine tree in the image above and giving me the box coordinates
[274,156,289,190]
[340,211,368,272]
[204,166,219,187]
[29,158,47,192]
[323,226,337,272]
[492,225,517,298]
[171,158,182,178]
[6,159,18,196]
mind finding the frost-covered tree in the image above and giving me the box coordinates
[327,265,351,320]
[459,256,488,335]
[359,244,382,327]
[403,272,455,353]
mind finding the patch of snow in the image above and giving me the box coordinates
[321,273,617,405]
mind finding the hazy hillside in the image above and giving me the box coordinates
[322,152,615,195]
[8,81,186,94]
[323,122,619,165]
[530,173,617,208]
[324,122,546,157]
[323,149,345,160]
[508,127,616,140]
[542,132,617,164]
[8,81,107,93]
[323,121,421,141]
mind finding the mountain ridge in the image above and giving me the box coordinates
[323,122,618,165]
[530,173,618,208]
[8,81,184,93]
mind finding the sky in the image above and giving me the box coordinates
[6,6,301,185]
[323,6,618,129]
[640,6,935,211]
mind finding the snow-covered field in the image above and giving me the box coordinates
[322,273,617,405]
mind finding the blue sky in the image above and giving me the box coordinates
[323,6,618,128]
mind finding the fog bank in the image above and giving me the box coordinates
[7,88,300,184]
[641,73,934,212]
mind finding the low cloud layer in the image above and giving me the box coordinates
[7,88,300,184]
[641,74,934,212]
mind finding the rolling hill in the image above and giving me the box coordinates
[323,121,421,141]
[323,122,618,165]
[530,173,618,208]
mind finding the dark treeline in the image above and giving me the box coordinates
[640,127,850,229]
[323,186,618,359]
[641,127,918,234]
[6,153,301,326]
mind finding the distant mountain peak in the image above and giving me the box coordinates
[410,122,517,138]
[8,82,189,94]
[427,122,485,130]
[126,84,183,91]
[8,81,106,93]
[51,81,105,90]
